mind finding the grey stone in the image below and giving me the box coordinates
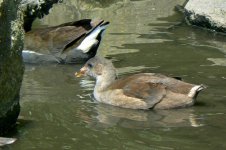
[21,0,60,31]
[184,0,226,33]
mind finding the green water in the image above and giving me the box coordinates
[6,0,226,149]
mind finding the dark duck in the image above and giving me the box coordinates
[23,19,109,64]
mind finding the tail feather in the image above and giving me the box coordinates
[197,84,207,92]
[76,21,109,53]
[188,84,206,98]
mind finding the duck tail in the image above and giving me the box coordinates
[77,20,110,55]
[188,84,206,98]
[88,20,110,39]
[0,137,16,146]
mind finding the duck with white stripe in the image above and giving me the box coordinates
[23,19,109,64]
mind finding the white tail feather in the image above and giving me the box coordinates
[77,23,108,53]
[188,85,205,98]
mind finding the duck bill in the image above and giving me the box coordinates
[75,67,87,78]
[75,71,84,77]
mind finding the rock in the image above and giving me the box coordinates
[20,0,60,32]
[184,0,226,33]
[0,0,62,135]
[0,0,24,134]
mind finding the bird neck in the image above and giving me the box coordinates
[94,68,117,92]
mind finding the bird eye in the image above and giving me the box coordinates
[87,63,93,68]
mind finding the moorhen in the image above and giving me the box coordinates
[75,56,205,110]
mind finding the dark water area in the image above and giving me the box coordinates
[5,0,226,149]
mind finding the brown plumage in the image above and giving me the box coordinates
[75,56,205,110]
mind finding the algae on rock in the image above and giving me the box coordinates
[0,0,24,134]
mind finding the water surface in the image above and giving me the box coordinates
[6,0,226,149]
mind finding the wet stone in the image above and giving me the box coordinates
[184,0,226,33]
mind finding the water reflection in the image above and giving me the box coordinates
[207,58,226,66]
[78,104,205,129]
[20,64,81,104]
[206,38,226,66]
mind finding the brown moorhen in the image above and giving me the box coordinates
[75,56,205,110]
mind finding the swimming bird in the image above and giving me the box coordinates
[23,19,109,64]
[75,56,205,110]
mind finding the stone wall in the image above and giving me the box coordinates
[0,0,24,134]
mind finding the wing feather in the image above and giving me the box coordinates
[109,73,167,108]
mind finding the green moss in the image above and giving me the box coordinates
[0,0,24,134]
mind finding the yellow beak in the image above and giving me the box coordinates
[75,67,87,78]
